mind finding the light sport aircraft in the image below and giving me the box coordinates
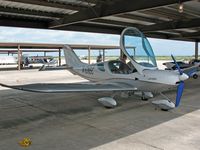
[163,61,199,79]
[0,27,189,110]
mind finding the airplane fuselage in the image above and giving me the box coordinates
[70,60,186,93]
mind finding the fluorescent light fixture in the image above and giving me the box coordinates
[178,2,184,13]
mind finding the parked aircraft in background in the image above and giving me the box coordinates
[0,27,189,111]
[0,55,57,69]
[163,61,199,79]
[0,56,17,65]
[189,59,200,66]
[22,55,58,68]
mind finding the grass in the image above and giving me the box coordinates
[155,56,196,61]
[57,55,199,61]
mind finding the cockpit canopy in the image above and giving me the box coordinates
[121,27,157,68]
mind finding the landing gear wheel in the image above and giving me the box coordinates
[29,65,33,69]
[141,92,149,101]
[161,109,169,111]
[104,106,114,109]
[141,97,148,101]
[193,74,198,79]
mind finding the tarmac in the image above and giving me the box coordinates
[0,69,200,150]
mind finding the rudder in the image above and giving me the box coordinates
[63,45,87,68]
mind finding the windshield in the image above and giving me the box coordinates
[122,27,157,68]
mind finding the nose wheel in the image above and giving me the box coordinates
[152,92,175,111]
[141,96,148,101]
[193,74,198,79]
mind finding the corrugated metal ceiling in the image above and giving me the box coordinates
[0,0,199,41]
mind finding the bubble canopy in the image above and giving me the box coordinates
[121,27,157,68]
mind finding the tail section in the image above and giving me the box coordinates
[63,45,87,68]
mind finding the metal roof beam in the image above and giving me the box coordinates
[170,31,200,40]
[88,19,140,27]
[141,18,200,32]
[54,22,122,34]
[144,8,182,20]
[0,16,121,34]
[49,0,191,28]
[0,17,193,41]
[164,6,200,18]
[0,17,48,29]
[145,33,169,39]
[0,6,64,18]
[55,22,170,39]
[116,14,163,24]
[5,0,84,11]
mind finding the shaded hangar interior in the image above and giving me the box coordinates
[0,0,199,59]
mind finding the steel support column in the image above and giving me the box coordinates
[195,41,199,59]
[103,49,105,61]
[17,45,22,70]
[88,46,91,64]
[58,49,61,66]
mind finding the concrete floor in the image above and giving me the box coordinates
[0,70,200,150]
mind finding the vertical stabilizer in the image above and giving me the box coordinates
[63,45,87,68]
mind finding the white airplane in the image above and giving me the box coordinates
[0,56,17,65]
[0,27,189,110]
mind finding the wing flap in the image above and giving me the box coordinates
[0,83,137,93]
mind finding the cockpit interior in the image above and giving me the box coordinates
[108,60,137,74]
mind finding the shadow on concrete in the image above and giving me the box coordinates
[0,78,199,149]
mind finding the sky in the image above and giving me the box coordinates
[0,26,199,57]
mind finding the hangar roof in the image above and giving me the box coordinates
[0,43,120,53]
[0,42,120,49]
[0,0,199,41]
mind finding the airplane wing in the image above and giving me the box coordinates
[0,82,137,93]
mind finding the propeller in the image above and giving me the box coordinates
[175,81,184,107]
[171,54,183,75]
[171,55,187,107]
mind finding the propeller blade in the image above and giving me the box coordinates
[171,55,183,75]
[175,81,184,107]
